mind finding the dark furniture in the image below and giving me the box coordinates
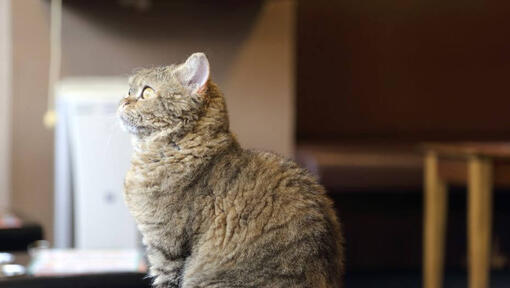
[0,224,43,252]
[0,273,150,288]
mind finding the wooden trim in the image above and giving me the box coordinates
[0,0,11,213]
[435,157,510,187]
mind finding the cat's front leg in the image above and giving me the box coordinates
[146,243,188,288]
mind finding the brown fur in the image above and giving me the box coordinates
[119,53,343,288]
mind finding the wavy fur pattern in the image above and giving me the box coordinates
[119,54,343,288]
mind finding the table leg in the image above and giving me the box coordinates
[424,152,448,288]
[468,156,493,288]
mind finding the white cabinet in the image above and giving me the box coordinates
[54,78,138,249]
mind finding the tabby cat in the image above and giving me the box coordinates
[118,53,343,288]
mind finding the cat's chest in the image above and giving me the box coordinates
[124,164,163,194]
[123,164,174,221]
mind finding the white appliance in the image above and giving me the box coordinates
[54,78,138,249]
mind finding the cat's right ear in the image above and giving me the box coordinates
[174,52,210,94]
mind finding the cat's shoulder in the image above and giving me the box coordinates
[242,149,326,196]
[244,149,315,177]
[245,149,296,166]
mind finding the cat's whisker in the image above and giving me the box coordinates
[100,112,124,158]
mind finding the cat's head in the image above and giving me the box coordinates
[118,53,211,138]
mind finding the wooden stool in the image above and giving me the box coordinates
[423,142,510,288]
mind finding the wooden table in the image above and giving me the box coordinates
[423,142,510,288]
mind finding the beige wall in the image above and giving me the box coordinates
[61,0,295,155]
[223,1,295,156]
[0,0,11,213]
[11,0,53,240]
[10,0,295,244]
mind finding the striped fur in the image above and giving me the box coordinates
[119,54,343,288]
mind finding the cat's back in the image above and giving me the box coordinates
[236,148,328,200]
[206,146,340,235]
[210,147,341,251]
[191,148,344,287]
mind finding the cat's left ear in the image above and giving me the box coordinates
[174,52,210,94]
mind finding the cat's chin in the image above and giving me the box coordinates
[121,122,140,135]
[117,110,142,135]
[121,122,152,137]
[118,116,148,137]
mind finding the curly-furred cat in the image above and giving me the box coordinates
[118,53,343,288]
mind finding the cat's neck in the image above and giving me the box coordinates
[132,128,235,160]
[130,127,237,192]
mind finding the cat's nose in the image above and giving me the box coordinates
[120,98,132,108]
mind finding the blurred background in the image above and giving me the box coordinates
[1,0,510,287]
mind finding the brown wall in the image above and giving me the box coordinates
[10,0,295,244]
[297,0,510,142]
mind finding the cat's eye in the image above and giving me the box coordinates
[140,86,156,100]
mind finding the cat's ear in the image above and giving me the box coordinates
[174,52,210,93]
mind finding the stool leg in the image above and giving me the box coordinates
[424,152,448,288]
[468,156,493,288]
